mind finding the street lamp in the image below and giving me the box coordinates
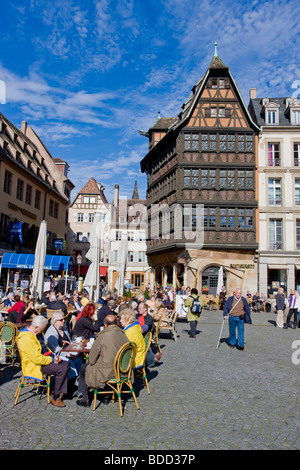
[77,254,82,281]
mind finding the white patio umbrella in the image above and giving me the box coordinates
[30,220,47,301]
[216,265,224,297]
[83,212,102,303]
[115,233,128,297]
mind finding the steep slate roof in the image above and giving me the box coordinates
[248,97,297,126]
[140,52,260,172]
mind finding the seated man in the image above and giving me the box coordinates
[4,292,15,308]
[252,292,262,311]
[136,301,155,334]
[96,299,117,329]
[76,314,129,407]
[47,291,68,315]
[18,315,70,407]
[70,293,83,312]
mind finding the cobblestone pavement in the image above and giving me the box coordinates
[1,310,300,451]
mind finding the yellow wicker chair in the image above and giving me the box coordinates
[93,342,140,416]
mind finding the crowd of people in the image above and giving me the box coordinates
[2,282,300,408]
[1,285,179,408]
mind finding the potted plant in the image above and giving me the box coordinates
[202,285,209,294]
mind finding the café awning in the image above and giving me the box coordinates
[0,253,74,272]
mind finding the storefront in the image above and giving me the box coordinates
[0,252,74,293]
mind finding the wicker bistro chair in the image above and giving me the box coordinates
[158,310,179,342]
[46,309,62,321]
[93,342,140,416]
[134,331,152,394]
[0,321,19,366]
[152,316,162,354]
[14,339,51,405]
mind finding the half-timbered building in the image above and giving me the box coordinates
[140,49,260,296]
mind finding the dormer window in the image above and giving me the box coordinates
[262,99,280,125]
[267,110,277,124]
[265,106,279,125]
[284,98,300,124]
[291,109,300,125]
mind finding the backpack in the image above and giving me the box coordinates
[190,295,202,314]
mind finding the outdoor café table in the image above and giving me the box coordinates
[63,339,91,360]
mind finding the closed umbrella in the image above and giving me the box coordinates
[83,212,102,303]
[30,220,47,301]
[115,233,128,297]
[216,266,224,297]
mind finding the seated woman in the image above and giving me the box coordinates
[21,299,39,322]
[6,294,25,323]
[146,295,156,313]
[151,298,171,328]
[45,311,81,380]
[72,303,100,340]
[119,308,161,368]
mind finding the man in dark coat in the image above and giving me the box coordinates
[47,291,67,315]
[95,299,117,328]
[223,288,251,350]
[76,315,129,407]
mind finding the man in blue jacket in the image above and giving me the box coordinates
[223,288,252,350]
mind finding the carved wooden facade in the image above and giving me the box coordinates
[140,54,260,263]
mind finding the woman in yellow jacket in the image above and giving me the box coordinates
[17,315,70,407]
[119,308,145,368]
[119,307,161,369]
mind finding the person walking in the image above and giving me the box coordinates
[275,287,286,328]
[284,289,300,329]
[184,288,204,338]
[223,288,252,350]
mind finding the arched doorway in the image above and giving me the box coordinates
[202,266,226,297]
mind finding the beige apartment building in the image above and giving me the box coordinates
[249,92,300,295]
[68,177,110,280]
[0,112,73,255]
[108,182,152,291]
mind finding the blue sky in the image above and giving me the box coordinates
[1,0,300,203]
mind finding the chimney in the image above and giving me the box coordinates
[113,184,119,207]
[249,88,256,99]
[21,120,27,134]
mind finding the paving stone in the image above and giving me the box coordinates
[0,310,300,450]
